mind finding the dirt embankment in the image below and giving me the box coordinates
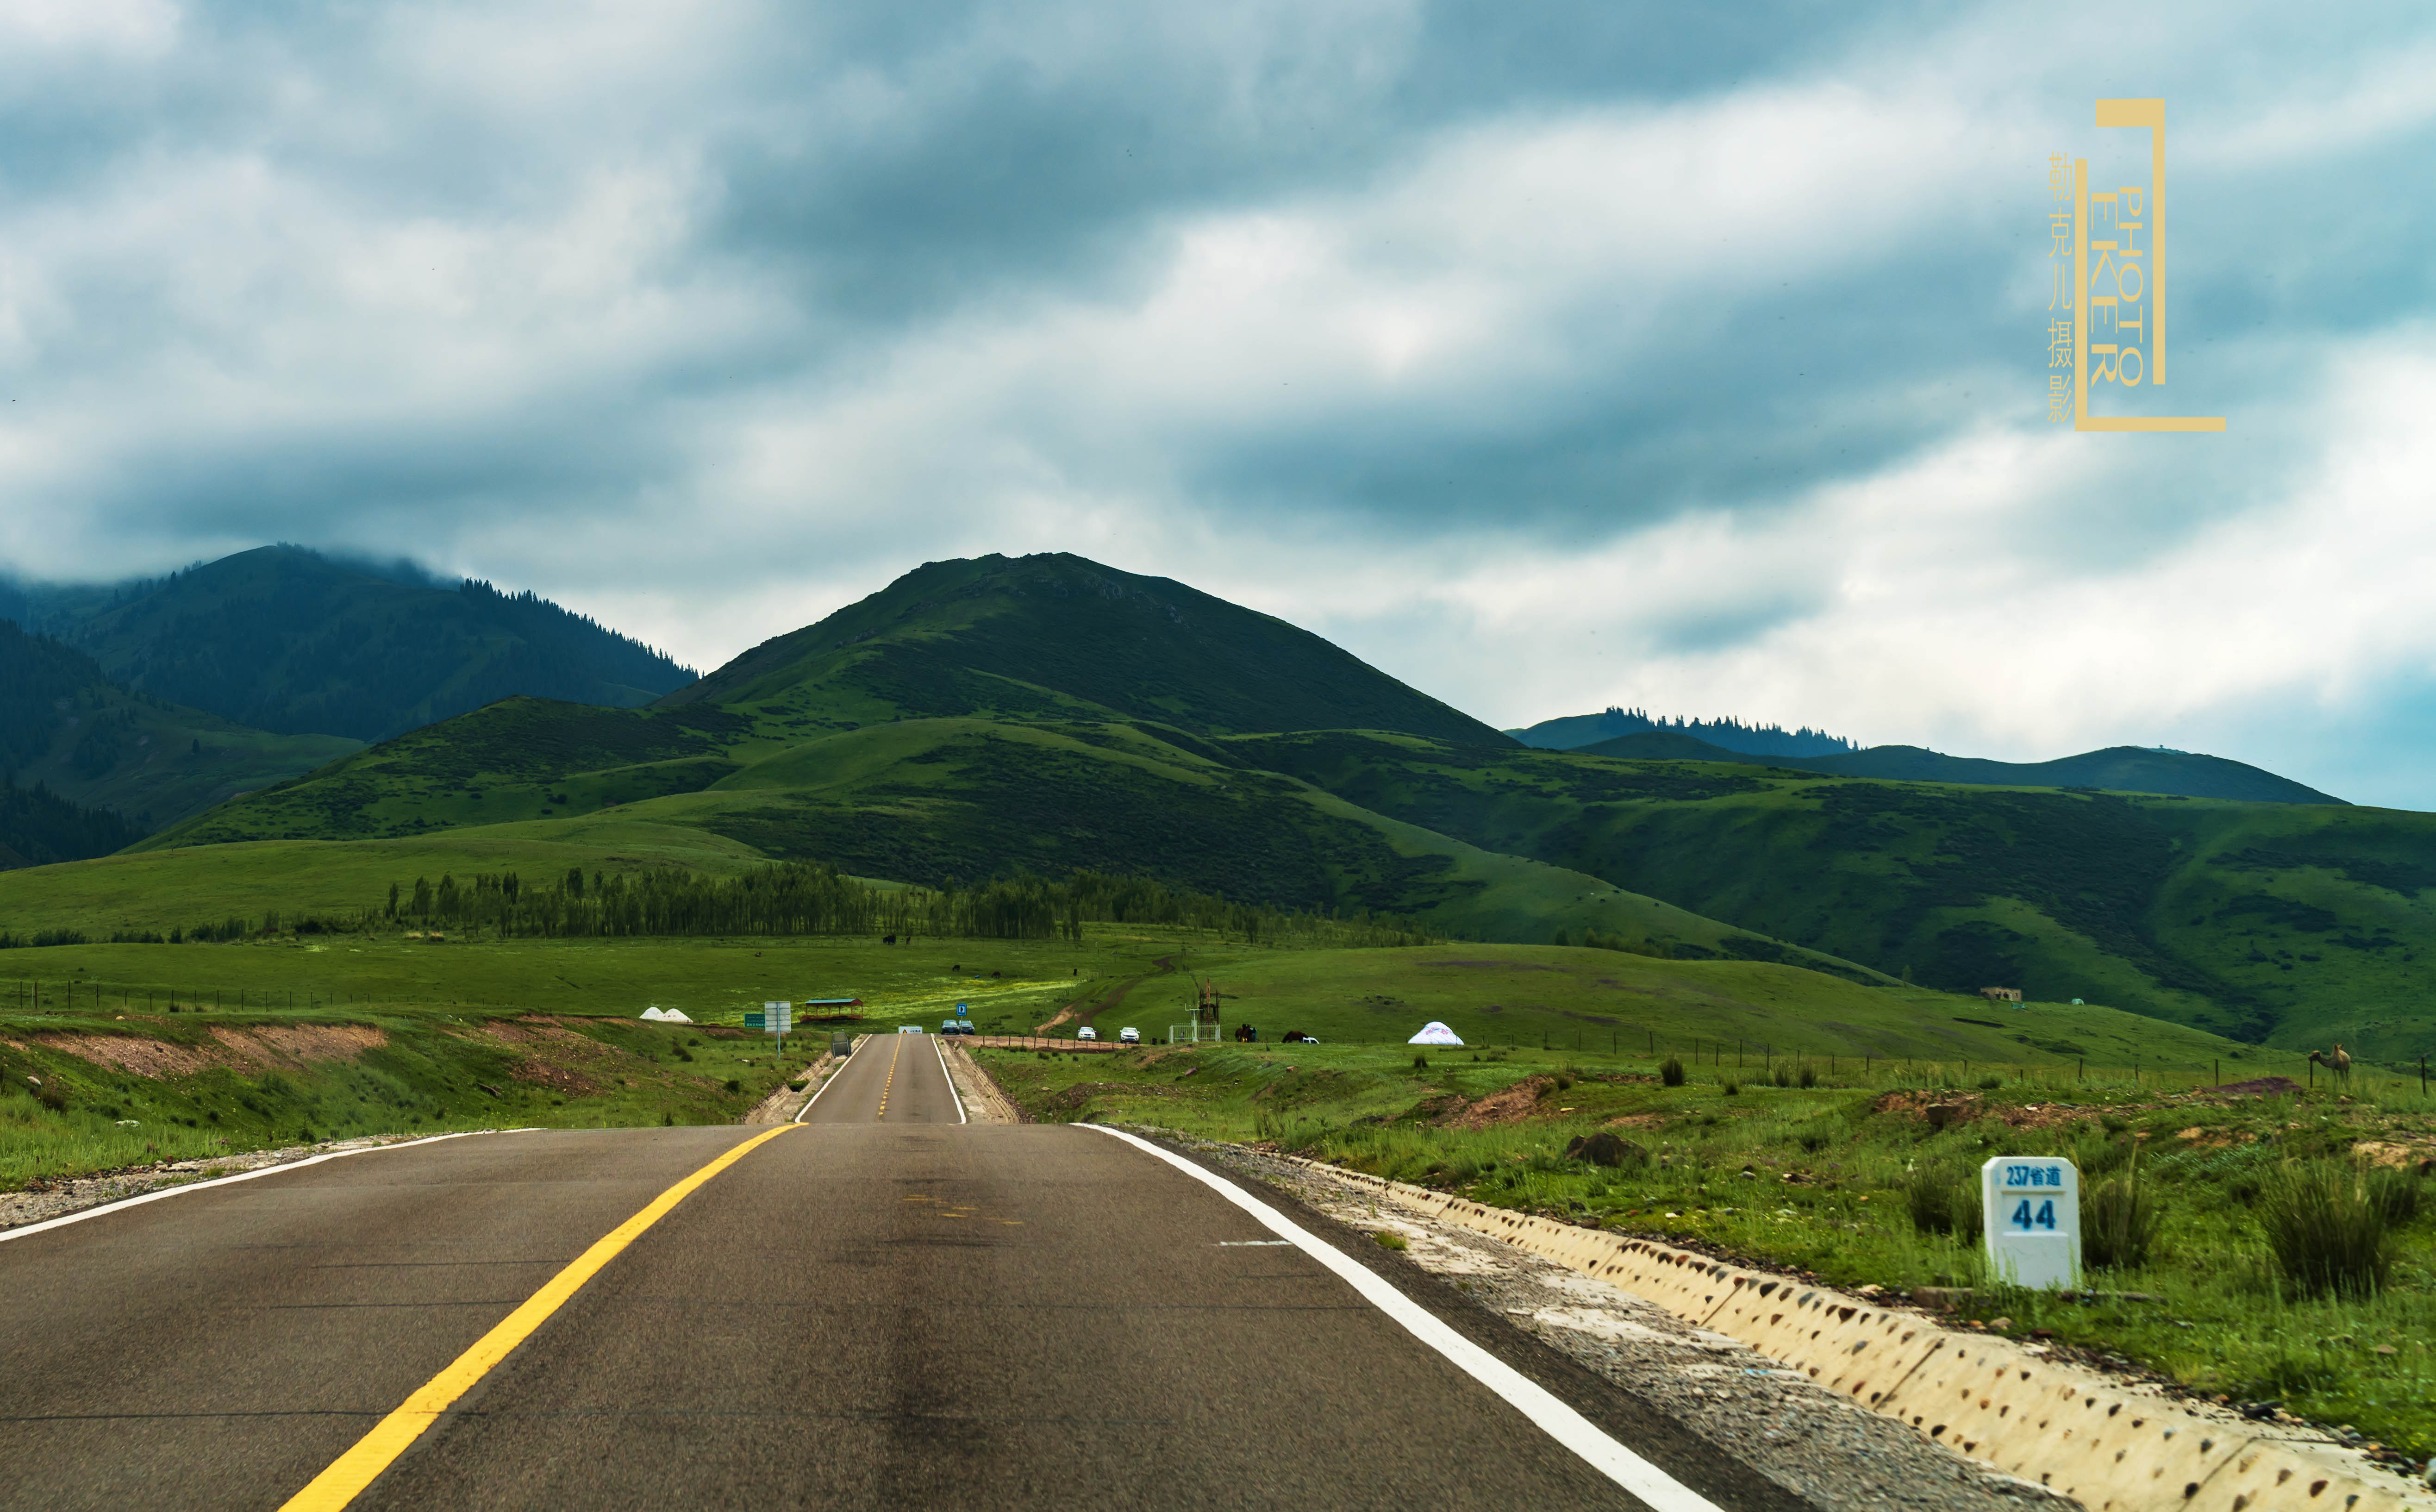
[1433,1074,1555,1131]
[35,1024,388,1079]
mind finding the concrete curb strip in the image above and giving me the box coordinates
[1287,1156,2432,1512]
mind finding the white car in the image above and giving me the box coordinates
[1076,1026,1097,1041]
[1118,1027,1140,1043]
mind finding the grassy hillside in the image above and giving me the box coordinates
[686,719,1892,969]
[1,617,363,843]
[1157,942,2253,1072]
[656,552,1513,746]
[35,546,695,742]
[33,719,1892,975]
[1240,731,2436,1054]
[138,697,759,849]
[1579,731,2343,806]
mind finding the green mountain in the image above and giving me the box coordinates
[1578,731,2341,806]
[27,545,695,742]
[1512,706,1856,756]
[1238,730,2436,1050]
[87,550,2436,1060]
[656,552,1510,745]
[0,618,362,851]
[132,556,1869,970]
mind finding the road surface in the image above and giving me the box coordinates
[0,1033,1793,1510]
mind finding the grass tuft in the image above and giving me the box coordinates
[2258,1162,2391,1299]
[2083,1169,2161,1270]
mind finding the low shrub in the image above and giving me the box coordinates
[1660,1056,1685,1087]
[1723,1080,1741,1097]
[2365,1165,2420,1225]
[2258,1162,2392,1298]
[2082,1170,2161,1269]
[1904,1166,1982,1237]
[1797,1062,1818,1089]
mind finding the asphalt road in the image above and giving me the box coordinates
[0,1035,1788,1511]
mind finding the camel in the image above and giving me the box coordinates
[2308,1043,2352,1087]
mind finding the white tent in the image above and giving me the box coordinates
[640,1007,667,1021]
[1408,1021,1464,1046]
[660,1010,692,1024]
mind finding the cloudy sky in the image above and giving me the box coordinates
[4,1,2434,804]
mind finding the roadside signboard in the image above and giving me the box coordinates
[764,1001,792,1054]
[1981,1156,2080,1289]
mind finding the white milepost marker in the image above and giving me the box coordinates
[1981,1156,2080,1289]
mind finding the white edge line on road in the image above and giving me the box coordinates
[794,1034,867,1123]
[1085,1125,1723,1512]
[932,1035,968,1125]
[0,1129,538,1246]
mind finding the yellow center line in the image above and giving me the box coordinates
[276,1123,802,1511]
[877,1034,903,1117]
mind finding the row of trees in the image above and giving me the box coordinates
[367,862,1443,947]
[3,864,1445,950]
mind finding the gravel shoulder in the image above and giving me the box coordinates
[1168,1131,2079,1512]
[0,1131,477,1234]
[940,1039,1023,1123]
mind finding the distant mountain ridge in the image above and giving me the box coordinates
[1511,706,1857,756]
[1575,731,2344,806]
[11,546,696,743]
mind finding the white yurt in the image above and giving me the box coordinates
[640,1007,667,1021]
[1407,1021,1463,1046]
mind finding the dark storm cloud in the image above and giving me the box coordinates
[4,0,2436,802]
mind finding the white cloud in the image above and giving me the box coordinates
[2,0,2435,806]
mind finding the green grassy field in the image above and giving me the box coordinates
[0,1006,815,1190]
[0,820,773,936]
[0,932,1139,1192]
[0,934,1118,1027]
[0,928,2269,1200]
[1188,943,2261,1075]
[978,1038,2436,1464]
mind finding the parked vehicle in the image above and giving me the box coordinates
[1076,1026,1097,1041]
[1118,1026,1140,1043]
